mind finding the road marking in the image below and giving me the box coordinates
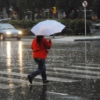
[0,63,100,90]
[71,65,100,70]
[47,67,100,75]
[0,76,43,86]
[0,71,79,83]
[46,91,68,95]
[0,83,19,89]
[1,64,100,81]
[46,91,88,100]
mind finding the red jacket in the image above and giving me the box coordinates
[31,37,52,59]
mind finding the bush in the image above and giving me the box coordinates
[7,20,38,36]
[3,19,92,36]
[60,19,91,35]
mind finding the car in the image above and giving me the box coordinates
[0,23,22,41]
[92,20,100,29]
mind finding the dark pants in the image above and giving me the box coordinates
[29,58,47,81]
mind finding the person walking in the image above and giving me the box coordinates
[27,36,52,84]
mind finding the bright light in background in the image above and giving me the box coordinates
[6,42,11,67]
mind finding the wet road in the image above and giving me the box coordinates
[0,38,100,100]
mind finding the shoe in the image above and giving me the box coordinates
[43,80,49,84]
[27,75,32,84]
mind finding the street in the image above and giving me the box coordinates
[0,38,100,100]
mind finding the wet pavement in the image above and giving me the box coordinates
[0,37,100,100]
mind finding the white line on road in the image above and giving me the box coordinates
[0,71,79,83]
[46,91,68,96]
[0,83,19,89]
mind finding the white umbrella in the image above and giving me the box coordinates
[31,20,66,36]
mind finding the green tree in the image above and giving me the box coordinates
[0,0,10,17]
[56,0,83,19]
[8,0,96,20]
[92,0,100,19]
[24,0,56,20]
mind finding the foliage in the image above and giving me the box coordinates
[3,19,91,36]
[1,0,100,20]
[60,19,91,35]
[92,0,100,19]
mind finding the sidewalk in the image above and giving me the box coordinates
[52,36,100,41]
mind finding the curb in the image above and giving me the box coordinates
[74,38,100,41]
[21,36,100,41]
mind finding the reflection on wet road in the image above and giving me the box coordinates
[0,39,100,100]
[6,41,23,67]
[6,42,11,66]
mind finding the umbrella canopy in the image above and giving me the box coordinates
[31,20,66,36]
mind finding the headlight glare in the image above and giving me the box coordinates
[18,31,22,34]
[6,31,11,34]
